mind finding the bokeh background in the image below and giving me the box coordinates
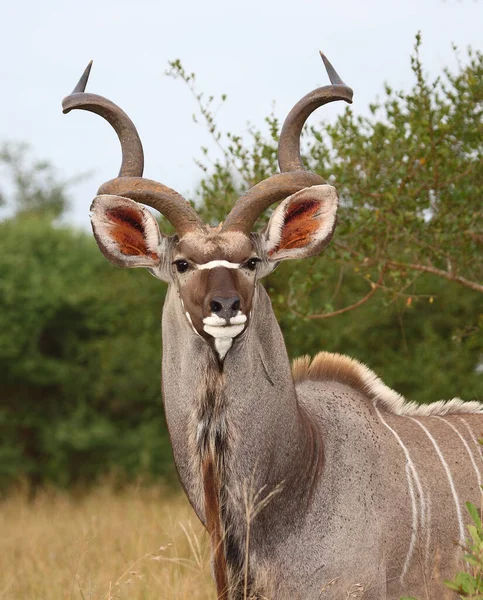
[0,1,482,597]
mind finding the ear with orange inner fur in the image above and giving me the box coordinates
[90,194,167,276]
[264,185,339,262]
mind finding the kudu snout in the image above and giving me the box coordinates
[209,296,241,321]
[204,267,244,322]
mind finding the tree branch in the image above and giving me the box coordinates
[386,260,483,293]
[289,269,386,320]
[334,241,483,294]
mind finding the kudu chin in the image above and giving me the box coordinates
[63,53,483,599]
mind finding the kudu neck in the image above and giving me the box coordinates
[161,283,321,524]
[223,285,321,507]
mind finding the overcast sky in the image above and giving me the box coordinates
[1,0,482,228]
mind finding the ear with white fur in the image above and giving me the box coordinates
[264,185,338,261]
[90,194,169,280]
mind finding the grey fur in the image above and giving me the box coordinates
[162,280,482,599]
[90,193,482,599]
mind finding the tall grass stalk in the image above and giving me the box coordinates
[0,483,214,600]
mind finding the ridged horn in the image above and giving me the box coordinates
[221,171,324,234]
[62,61,144,178]
[278,52,353,173]
[222,53,351,234]
[63,62,205,236]
[98,177,205,236]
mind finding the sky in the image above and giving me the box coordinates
[1,0,482,228]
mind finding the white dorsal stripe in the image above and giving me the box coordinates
[437,417,482,489]
[410,417,465,544]
[196,260,241,270]
[294,352,483,417]
[459,417,483,465]
[375,406,424,582]
[425,495,432,568]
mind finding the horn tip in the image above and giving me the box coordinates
[62,60,94,114]
[319,51,344,86]
[72,60,94,94]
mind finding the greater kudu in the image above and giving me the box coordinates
[63,55,483,599]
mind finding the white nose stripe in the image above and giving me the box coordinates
[196,260,241,270]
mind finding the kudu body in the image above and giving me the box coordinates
[63,56,483,599]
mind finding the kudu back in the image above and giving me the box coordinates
[63,54,483,599]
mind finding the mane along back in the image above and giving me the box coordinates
[292,352,483,417]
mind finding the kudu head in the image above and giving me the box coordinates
[63,55,352,359]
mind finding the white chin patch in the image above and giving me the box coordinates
[214,337,234,360]
[202,312,247,359]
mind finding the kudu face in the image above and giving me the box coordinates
[171,231,257,345]
[63,54,353,361]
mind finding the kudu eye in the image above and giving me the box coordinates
[245,258,260,271]
[174,259,190,273]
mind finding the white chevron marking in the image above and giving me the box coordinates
[375,406,425,582]
[409,417,465,544]
[437,417,481,488]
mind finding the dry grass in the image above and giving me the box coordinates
[0,483,215,600]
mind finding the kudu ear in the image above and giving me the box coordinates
[264,185,338,262]
[90,194,170,280]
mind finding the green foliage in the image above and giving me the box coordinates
[169,35,482,304]
[0,215,174,489]
[167,35,483,406]
[444,502,483,599]
[0,142,71,218]
[277,264,482,404]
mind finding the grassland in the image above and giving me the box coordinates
[0,484,215,600]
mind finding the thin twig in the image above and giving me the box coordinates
[291,268,386,320]
[408,163,477,202]
[386,260,483,293]
[166,64,250,187]
[329,266,345,303]
[334,241,482,294]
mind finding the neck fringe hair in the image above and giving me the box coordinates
[292,352,483,417]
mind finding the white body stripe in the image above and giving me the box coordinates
[437,417,482,488]
[459,418,483,464]
[425,495,432,564]
[375,406,424,582]
[409,417,465,543]
[196,260,241,270]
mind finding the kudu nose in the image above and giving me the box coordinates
[210,296,241,321]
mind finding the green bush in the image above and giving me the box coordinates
[0,214,173,489]
[444,502,483,599]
